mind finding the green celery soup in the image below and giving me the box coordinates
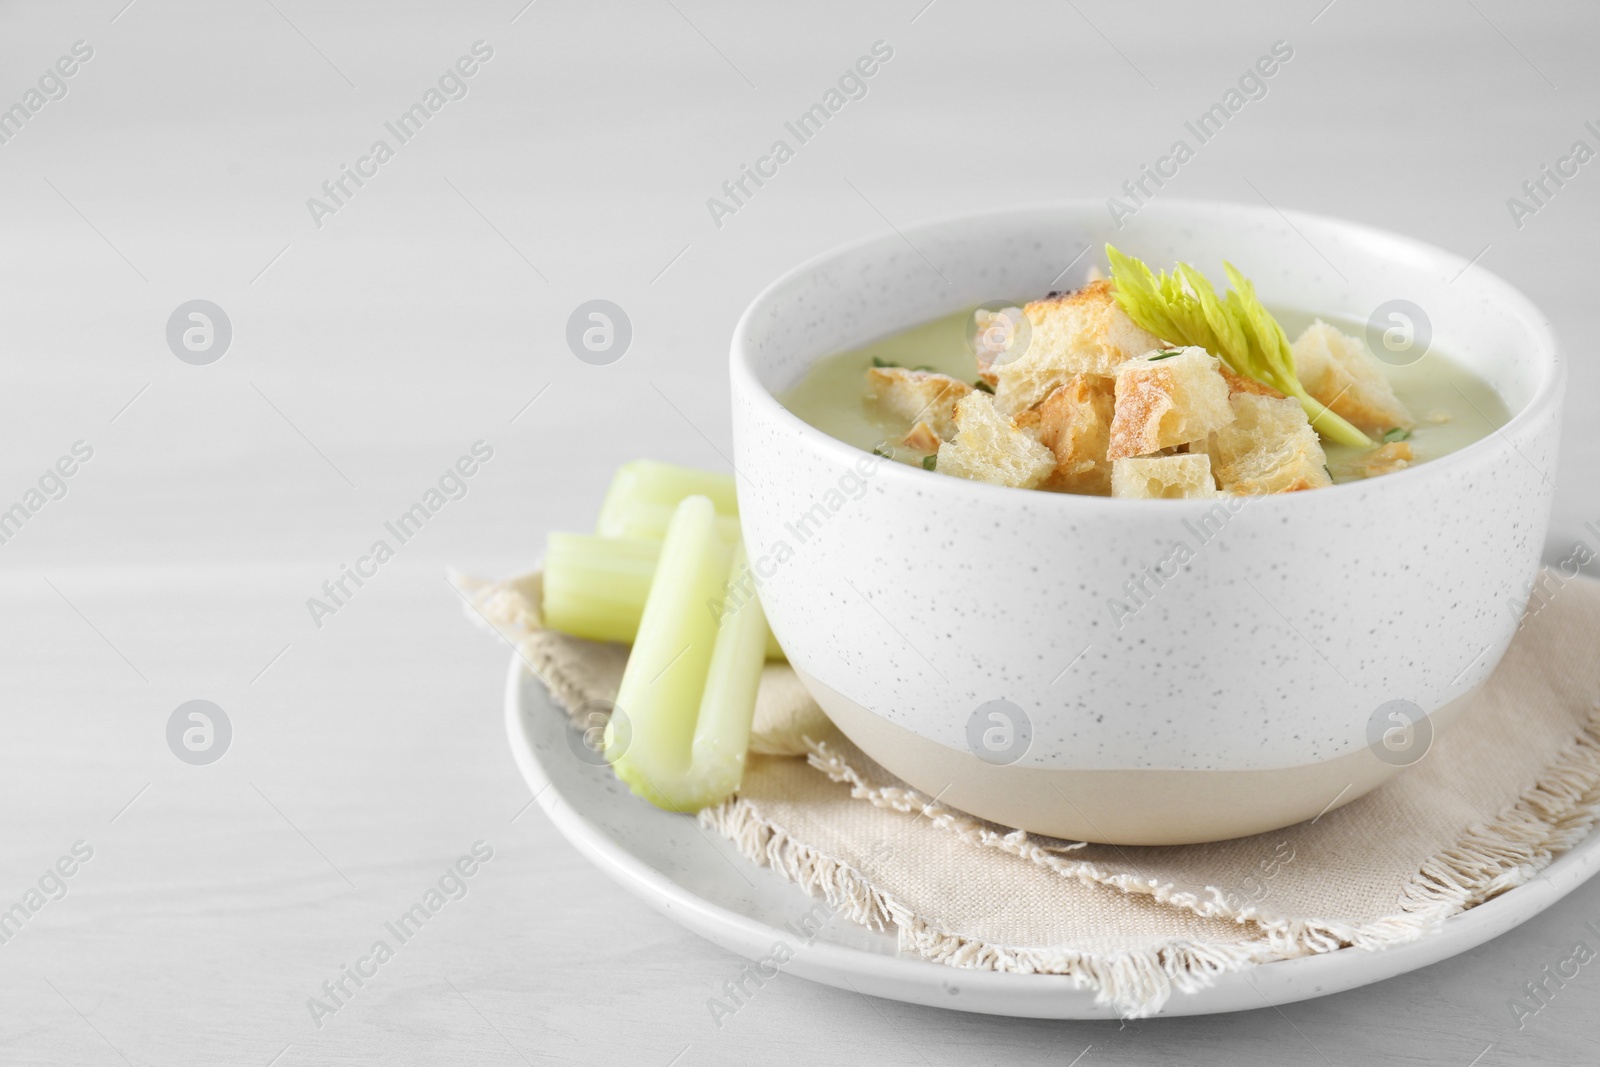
[779,306,1509,486]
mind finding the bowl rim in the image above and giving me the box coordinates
[728,197,1566,509]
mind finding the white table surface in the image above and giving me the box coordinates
[3,1,1598,1063]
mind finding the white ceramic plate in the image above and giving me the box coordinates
[506,656,1600,1019]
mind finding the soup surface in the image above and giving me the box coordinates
[780,306,1509,486]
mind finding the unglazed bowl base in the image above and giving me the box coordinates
[795,668,1468,846]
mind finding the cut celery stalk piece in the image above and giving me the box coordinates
[689,540,770,803]
[541,530,784,660]
[542,533,661,645]
[596,460,740,541]
[605,497,768,811]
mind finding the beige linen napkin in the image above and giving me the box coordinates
[456,568,1600,1015]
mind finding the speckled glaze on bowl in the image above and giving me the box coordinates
[729,200,1564,844]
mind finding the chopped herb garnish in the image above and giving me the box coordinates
[1383,427,1412,443]
[913,364,935,372]
[872,445,893,459]
[922,454,937,471]
[871,356,900,369]
[1146,351,1181,361]
[974,379,995,393]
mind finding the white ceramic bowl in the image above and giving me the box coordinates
[729,200,1564,845]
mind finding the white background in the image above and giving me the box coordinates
[1,0,1597,1063]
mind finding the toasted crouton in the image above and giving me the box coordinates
[1107,347,1234,460]
[1111,454,1219,499]
[936,393,1055,489]
[1202,393,1332,495]
[902,421,941,452]
[1291,322,1413,434]
[1013,374,1115,494]
[972,306,1027,386]
[1220,364,1284,399]
[866,368,972,440]
[992,280,1163,414]
[1358,440,1413,478]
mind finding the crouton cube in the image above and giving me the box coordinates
[992,280,1163,414]
[1358,440,1413,478]
[1291,322,1413,434]
[902,421,941,453]
[866,367,972,440]
[1110,454,1219,499]
[1202,393,1332,495]
[972,306,1027,386]
[1219,363,1284,399]
[1013,374,1116,494]
[1107,347,1234,460]
[936,393,1056,489]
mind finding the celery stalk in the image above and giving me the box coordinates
[542,531,784,659]
[542,533,661,644]
[689,541,770,803]
[596,460,740,541]
[606,497,768,811]
[1107,245,1375,449]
